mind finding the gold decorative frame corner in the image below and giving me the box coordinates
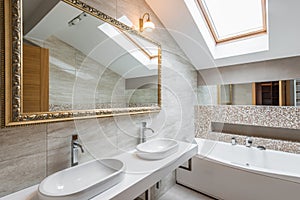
[2,0,162,126]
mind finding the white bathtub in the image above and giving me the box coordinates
[176,138,300,200]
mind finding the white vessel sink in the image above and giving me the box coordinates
[38,159,125,200]
[136,138,179,160]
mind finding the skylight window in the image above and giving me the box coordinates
[197,0,267,43]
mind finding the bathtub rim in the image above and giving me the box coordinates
[194,138,300,184]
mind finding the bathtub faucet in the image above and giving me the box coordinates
[257,146,266,150]
[231,137,237,145]
[245,137,253,147]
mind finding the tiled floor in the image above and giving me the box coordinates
[159,184,215,200]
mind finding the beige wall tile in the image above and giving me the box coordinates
[0,153,46,197]
[47,121,76,151]
[0,125,46,162]
[47,147,70,175]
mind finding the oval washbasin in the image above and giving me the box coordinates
[136,138,179,160]
[38,159,125,200]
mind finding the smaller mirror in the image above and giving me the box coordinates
[198,79,300,106]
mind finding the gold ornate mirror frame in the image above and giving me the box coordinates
[1,0,161,126]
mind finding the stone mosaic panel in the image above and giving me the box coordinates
[207,131,300,154]
[195,105,300,154]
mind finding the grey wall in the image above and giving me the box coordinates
[0,0,197,198]
[198,56,300,86]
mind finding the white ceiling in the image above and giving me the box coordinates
[146,0,300,70]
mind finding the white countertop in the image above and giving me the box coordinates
[1,140,197,200]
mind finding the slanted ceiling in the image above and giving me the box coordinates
[146,0,300,70]
[24,0,158,79]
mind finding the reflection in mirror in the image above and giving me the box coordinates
[22,0,159,113]
[198,79,300,106]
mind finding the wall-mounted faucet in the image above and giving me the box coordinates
[139,122,154,144]
[245,137,253,148]
[231,137,237,145]
[71,134,84,166]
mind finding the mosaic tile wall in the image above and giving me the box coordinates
[195,105,300,154]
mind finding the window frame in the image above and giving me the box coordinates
[196,0,267,44]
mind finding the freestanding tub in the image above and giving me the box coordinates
[177,138,300,200]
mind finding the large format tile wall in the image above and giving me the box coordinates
[195,105,300,153]
[0,0,197,198]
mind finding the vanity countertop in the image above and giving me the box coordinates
[1,140,197,200]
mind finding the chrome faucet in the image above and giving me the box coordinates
[245,137,253,148]
[231,137,237,145]
[139,122,154,144]
[71,134,84,166]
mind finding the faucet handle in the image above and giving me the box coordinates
[72,134,78,141]
[246,137,253,147]
[246,137,253,142]
[73,141,84,153]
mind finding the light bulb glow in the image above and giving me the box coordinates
[143,21,155,32]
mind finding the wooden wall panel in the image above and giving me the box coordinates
[23,44,49,112]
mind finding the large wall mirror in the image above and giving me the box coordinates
[3,0,161,126]
[198,79,300,106]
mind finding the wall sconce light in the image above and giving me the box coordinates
[139,13,155,32]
